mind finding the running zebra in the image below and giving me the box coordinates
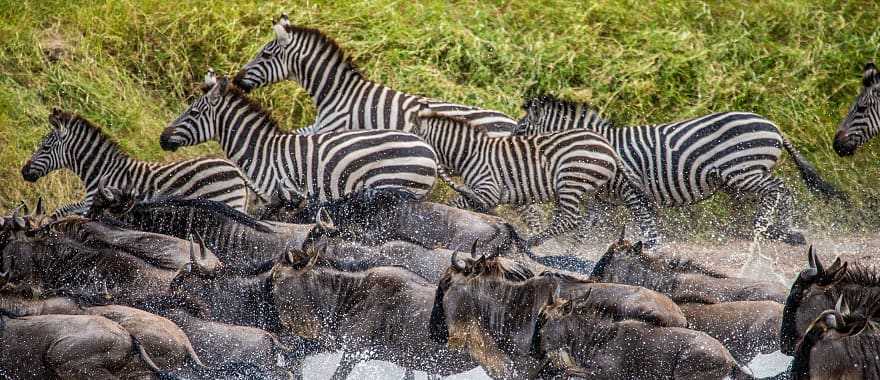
[233,14,517,136]
[411,110,660,247]
[517,95,846,245]
[160,70,438,206]
[834,62,880,157]
[20,108,253,216]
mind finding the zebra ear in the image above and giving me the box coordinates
[274,18,292,45]
[863,62,878,87]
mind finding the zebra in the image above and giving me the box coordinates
[159,69,438,207]
[834,61,880,157]
[233,14,555,230]
[232,14,517,136]
[516,95,847,245]
[20,108,254,216]
[410,110,660,248]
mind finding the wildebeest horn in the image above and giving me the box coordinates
[835,295,852,315]
[451,251,467,271]
[807,245,817,269]
[470,239,480,259]
[11,204,26,229]
[812,247,825,275]
[188,233,211,275]
[34,197,44,217]
[618,226,626,242]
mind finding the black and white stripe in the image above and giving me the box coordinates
[412,110,659,247]
[160,71,438,205]
[20,109,252,215]
[233,14,517,136]
[517,95,845,244]
[834,62,880,157]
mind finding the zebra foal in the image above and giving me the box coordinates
[20,108,252,215]
[518,96,846,245]
[160,70,438,205]
[411,110,660,247]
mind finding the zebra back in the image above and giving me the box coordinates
[22,109,252,215]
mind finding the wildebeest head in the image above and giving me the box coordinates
[428,248,547,377]
[778,246,877,355]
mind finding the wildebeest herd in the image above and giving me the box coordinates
[3,11,880,380]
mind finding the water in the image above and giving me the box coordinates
[302,352,792,379]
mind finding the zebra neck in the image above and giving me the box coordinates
[216,105,287,198]
[70,137,139,192]
[291,40,364,113]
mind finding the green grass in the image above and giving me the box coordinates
[1,0,879,236]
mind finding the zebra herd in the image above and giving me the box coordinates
[19,13,878,252]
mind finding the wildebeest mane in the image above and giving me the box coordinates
[293,187,421,223]
[840,264,880,287]
[664,256,729,278]
[121,196,275,233]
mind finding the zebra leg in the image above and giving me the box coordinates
[620,184,663,250]
[736,174,805,246]
[527,191,583,247]
[571,199,611,246]
[330,350,359,380]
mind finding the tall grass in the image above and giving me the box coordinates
[1,0,878,235]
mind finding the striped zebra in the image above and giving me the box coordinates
[517,95,846,245]
[834,62,880,157]
[159,70,438,206]
[20,108,253,216]
[411,110,660,247]
[233,14,517,136]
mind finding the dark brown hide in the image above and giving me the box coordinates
[679,301,783,363]
[538,299,743,380]
[0,314,147,379]
[590,239,787,303]
[270,250,478,378]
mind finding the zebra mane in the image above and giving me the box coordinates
[128,196,275,233]
[282,24,363,76]
[416,110,491,134]
[220,80,291,133]
[522,94,617,128]
[50,110,126,154]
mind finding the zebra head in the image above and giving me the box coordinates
[834,62,880,156]
[161,69,227,151]
[21,108,73,182]
[514,97,547,135]
[234,14,296,92]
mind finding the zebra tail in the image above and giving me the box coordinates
[781,137,848,203]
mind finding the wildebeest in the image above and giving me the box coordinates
[782,302,880,380]
[428,254,688,379]
[0,313,161,379]
[0,288,207,376]
[678,301,783,364]
[0,216,220,303]
[536,296,750,380]
[88,186,313,273]
[280,187,597,274]
[779,246,880,357]
[271,246,481,379]
[133,295,296,379]
[590,237,788,303]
